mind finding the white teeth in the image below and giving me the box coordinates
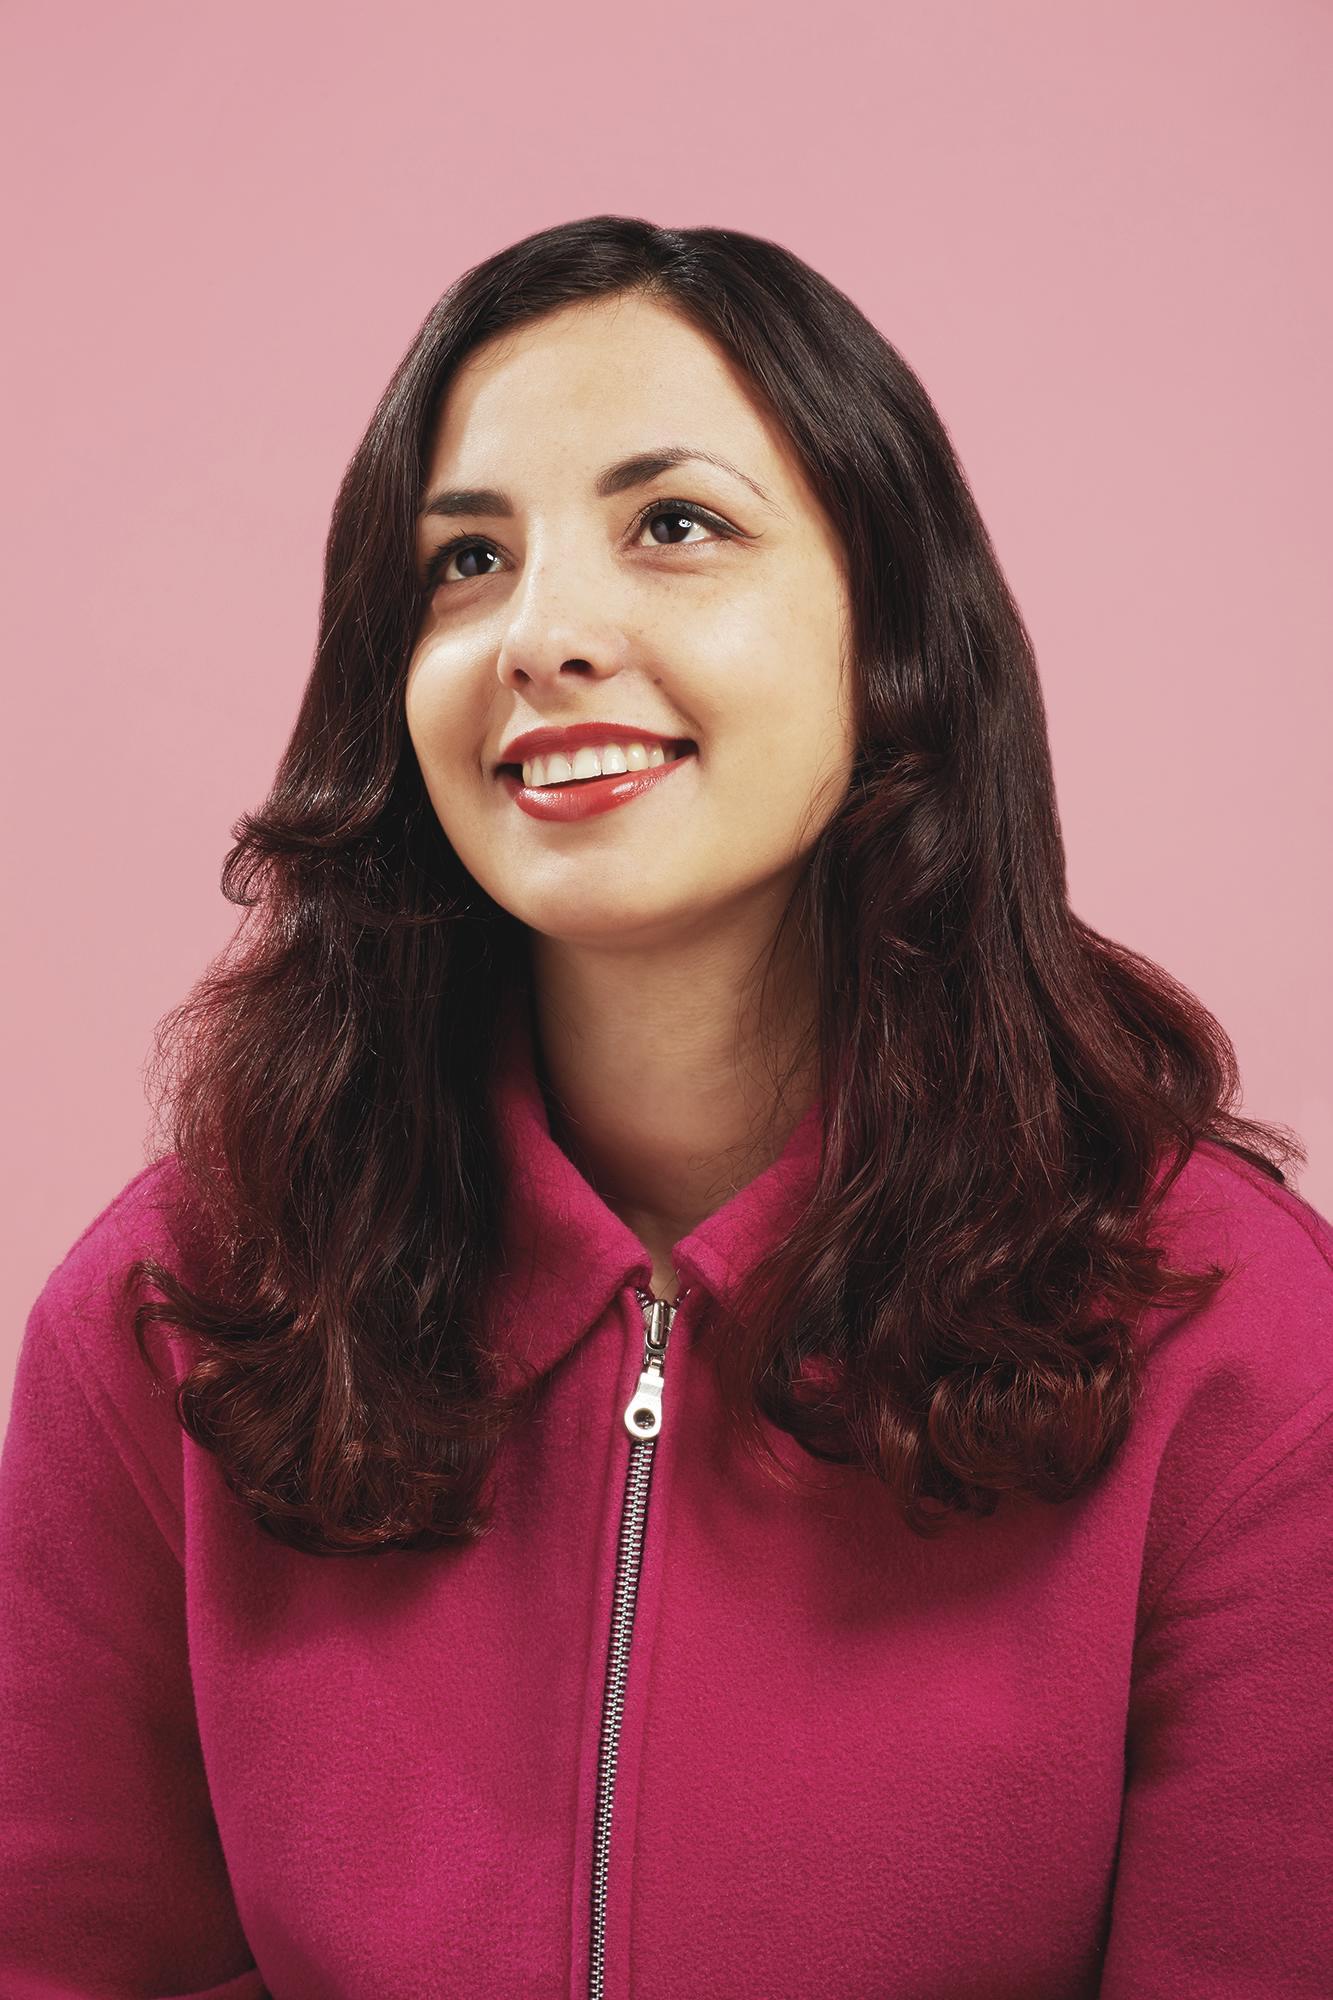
[520,739,681,789]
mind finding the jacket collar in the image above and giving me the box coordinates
[482,987,824,1391]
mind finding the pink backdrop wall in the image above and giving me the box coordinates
[3,0,1329,1429]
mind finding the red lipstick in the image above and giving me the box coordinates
[500,748,696,822]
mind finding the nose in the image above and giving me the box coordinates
[493,547,634,693]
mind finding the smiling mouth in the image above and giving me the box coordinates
[496,739,697,789]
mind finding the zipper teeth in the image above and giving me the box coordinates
[588,1445,654,2000]
[588,1285,685,2000]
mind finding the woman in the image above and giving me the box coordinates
[2,215,1329,1999]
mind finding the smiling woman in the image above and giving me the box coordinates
[2,215,1330,2000]
[403,287,856,1153]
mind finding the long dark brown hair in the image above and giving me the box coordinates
[126,213,1302,1553]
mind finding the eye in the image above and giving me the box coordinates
[634,498,733,548]
[419,496,736,596]
[422,538,504,591]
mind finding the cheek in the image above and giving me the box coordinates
[403,659,488,852]
[404,644,474,773]
[724,594,852,778]
[403,648,433,747]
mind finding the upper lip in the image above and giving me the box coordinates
[494,721,695,771]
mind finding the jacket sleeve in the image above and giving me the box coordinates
[1099,1377,1333,1998]
[0,1294,269,1999]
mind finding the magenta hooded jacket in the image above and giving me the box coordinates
[2,1000,1332,1999]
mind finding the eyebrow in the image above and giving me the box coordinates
[418,445,777,521]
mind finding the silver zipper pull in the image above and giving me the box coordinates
[622,1292,677,1439]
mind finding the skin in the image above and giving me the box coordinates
[405,292,855,1300]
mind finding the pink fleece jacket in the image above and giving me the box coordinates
[2,1004,1332,1999]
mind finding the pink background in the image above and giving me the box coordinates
[2,0,1329,1428]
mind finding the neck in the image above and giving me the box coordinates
[525,914,818,1273]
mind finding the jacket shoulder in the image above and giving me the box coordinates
[1161,1136,1333,1269]
[1153,1138,1333,1362]
[33,1152,203,1335]
[20,1154,210,1464]
[1135,1139,1333,1610]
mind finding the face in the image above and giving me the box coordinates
[405,292,855,956]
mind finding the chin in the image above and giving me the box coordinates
[518,887,701,950]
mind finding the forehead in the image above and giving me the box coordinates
[423,294,792,484]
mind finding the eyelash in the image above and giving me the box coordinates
[421,496,735,594]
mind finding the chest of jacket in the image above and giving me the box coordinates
[189,1282,1134,1999]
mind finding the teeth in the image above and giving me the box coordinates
[521,740,679,790]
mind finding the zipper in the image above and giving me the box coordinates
[587,1281,690,2000]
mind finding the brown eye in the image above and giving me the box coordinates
[642,506,708,545]
[636,500,731,547]
[424,539,503,591]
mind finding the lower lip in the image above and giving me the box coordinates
[499,750,696,822]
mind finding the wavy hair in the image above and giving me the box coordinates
[126,214,1303,1552]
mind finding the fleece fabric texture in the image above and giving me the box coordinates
[2,1003,1332,1999]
